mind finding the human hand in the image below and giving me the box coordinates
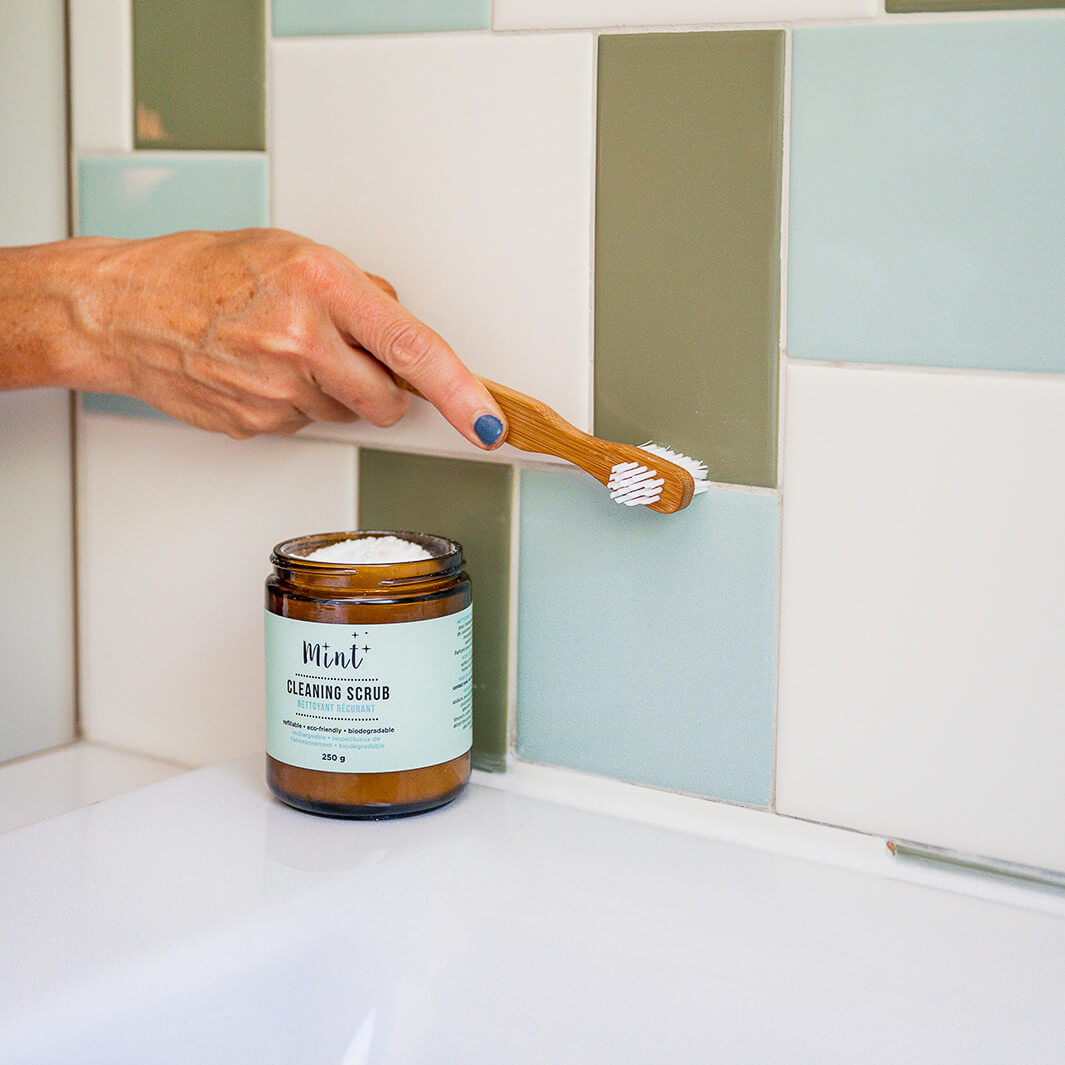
[1,228,507,447]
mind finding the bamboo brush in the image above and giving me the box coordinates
[401,376,709,515]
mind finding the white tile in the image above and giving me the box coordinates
[0,0,68,244]
[0,742,184,835]
[76,412,356,766]
[493,0,875,30]
[69,0,133,152]
[271,34,594,462]
[776,363,1065,872]
[0,391,76,762]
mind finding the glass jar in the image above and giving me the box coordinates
[265,530,473,819]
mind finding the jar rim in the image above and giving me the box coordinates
[271,530,463,581]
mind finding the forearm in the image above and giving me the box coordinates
[0,237,124,392]
[0,229,506,445]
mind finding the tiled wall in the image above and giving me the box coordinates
[69,2,1065,872]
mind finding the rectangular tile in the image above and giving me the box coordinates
[133,0,265,150]
[495,0,874,28]
[595,32,784,490]
[271,34,594,460]
[0,392,76,763]
[274,0,489,36]
[77,412,356,765]
[0,0,68,245]
[1,2,75,763]
[776,363,1065,872]
[78,153,269,238]
[789,21,1065,373]
[358,450,512,770]
[70,0,133,152]
[77,153,269,420]
[517,470,778,806]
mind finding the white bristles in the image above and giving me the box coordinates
[637,443,710,494]
[608,461,666,506]
[607,443,710,509]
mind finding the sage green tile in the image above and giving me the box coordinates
[595,31,784,489]
[888,1,1063,10]
[358,450,511,771]
[133,0,265,150]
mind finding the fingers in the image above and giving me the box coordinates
[329,268,507,450]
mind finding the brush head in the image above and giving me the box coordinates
[608,443,710,508]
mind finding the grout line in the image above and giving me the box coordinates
[487,9,1065,35]
[473,759,1065,916]
[785,356,1065,383]
[264,0,274,219]
[62,2,82,741]
[505,467,522,757]
[587,30,598,432]
[769,31,793,813]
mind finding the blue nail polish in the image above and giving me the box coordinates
[474,414,504,447]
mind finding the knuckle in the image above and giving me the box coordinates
[381,321,438,378]
[237,406,282,437]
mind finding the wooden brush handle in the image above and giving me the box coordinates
[397,375,695,514]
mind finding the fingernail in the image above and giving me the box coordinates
[474,414,504,447]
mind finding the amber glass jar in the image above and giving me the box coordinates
[265,531,472,819]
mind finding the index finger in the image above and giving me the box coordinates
[335,267,507,450]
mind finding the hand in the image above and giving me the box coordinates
[0,228,507,447]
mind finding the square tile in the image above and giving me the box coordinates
[789,21,1065,373]
[77,412,356,765]
[359,449,512,770]
[271,34,594,460]
[133,0,265,150]
[517,469,778,806]
[595,32,784,489]
[776,363,1065,871]
[78,153,269,238]
[273,0,489,35]
[70,0,133,152]
[494,0,875,29]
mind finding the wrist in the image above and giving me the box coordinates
[0,237,126,392]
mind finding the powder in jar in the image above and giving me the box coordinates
[303,534,435,564]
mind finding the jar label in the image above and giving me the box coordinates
[265,607,473,774]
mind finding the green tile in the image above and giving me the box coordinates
[888,1,1063,10]
[595,31,785,489]
[358,450,511,771]
[133,0,265,150]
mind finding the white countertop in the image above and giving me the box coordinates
[1,755,1063,1064]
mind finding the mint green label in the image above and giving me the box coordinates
[265,607,473,773]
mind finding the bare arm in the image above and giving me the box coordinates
[0,228,506,446]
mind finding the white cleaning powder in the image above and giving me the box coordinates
[304,535,434,564]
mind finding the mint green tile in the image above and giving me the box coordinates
[888,2,1063,10]
[517,470,777,806]
[78,153,268,420]
[78,153,268,238]
[595,32,785,490]
[272,0,489,36]
[133,0,265,150]
[789,21,1065,373]
[359,450,511,771]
